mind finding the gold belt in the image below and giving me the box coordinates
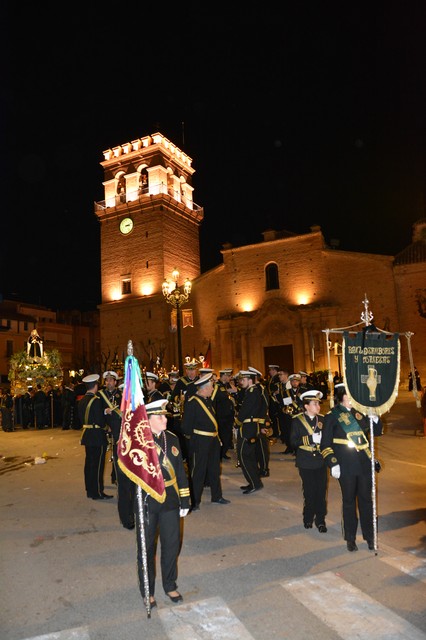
[243,418,265,424]
[193,429,218,437]
[333,438,369,451]
[83,425,104,429]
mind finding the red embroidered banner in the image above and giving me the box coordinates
[117,354,165,502]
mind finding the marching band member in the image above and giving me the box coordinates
[321,383,383,551]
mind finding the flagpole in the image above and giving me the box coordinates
[126,340,152,618]
[361,295,379,555]
[136,485,152,617]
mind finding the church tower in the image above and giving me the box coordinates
[95,133,204,370]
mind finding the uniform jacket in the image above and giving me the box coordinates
[235,384,268,441]
[98,387,122,443]
[290,411,325,469]
[321,404,383,476]
[146,430,191,514]
[211,381,235,422]
[78,392,109,447]
[180,394,218,437]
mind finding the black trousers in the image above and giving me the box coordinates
[84,445,107,498]
[338,472,374,542]
[136,502,181,597]
[280,413,294,449]
[218,417,234,456]
[237,433,262,489]
[298,466,327,525]
[112,444,135,527]
[189,434,222,505]
[255,432,270,473]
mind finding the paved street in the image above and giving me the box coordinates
[1,389,425,640]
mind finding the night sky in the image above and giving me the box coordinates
[2,4,425,310]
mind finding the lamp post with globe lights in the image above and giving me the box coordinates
[162,269,192,374]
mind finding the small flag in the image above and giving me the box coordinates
[117,346,165,502]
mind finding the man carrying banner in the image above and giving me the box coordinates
[321,298,401,553]
[118,344,190,615]
[321,382,383,551]
[134,398,191,606]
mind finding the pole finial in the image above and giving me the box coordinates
[361,294,373,326]
[127,340,133,356]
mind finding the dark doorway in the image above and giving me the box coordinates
[264,345,294,374]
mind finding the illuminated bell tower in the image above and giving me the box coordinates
[95,132,204,369]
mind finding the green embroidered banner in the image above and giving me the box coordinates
[342,328,400,415]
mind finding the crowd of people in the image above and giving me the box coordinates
[1,361,394,606]
[0,382,81,431]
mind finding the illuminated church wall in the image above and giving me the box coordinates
[96,132,425,381]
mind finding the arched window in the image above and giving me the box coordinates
[265,263,279,291]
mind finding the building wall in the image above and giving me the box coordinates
[393,262,426,383]
[96,133,426,384]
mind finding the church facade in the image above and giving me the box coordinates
[95,132,426,383]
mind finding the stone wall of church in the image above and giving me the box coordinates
[393,263,426,384]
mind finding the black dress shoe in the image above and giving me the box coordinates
[100,493,113,499]
[367,539,375,550]
[166,591,183,603]
[317,524,327,533]
[191,504,200,511]
[144,597,157,608]
[260,469,270,477]
[347,541,358,552]
[123,521,135,530]
[240,485,251,491]
[304,522,313,529]
[242,484,263,494]
[211,497,230,504]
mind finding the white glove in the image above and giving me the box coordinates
[331,465,341,479]
[312,432,321,444]
[179,508,189,517]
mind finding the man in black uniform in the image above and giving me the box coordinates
[280,373,303,454]
[290,389,327,532]
[266,364,281,443]
[78,373,113,500]
[169,360,199,461]
[61,381,76,430]
[298,371,314,394]
[235,370,268,494]
[135,398,191,606]
[169,359,199,411]
[73,376,87,430]
[248,366,271,478]
[212,369,236,460]
[98,371,134,527]
[144,372,165,404]
[321,383,383,552]
[181,373,230,511]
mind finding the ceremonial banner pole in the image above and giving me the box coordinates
[342,294,400,554]
[322,294,401,555]
[117,341,166,619]
[406,331,421,409]
[360,295,379,555]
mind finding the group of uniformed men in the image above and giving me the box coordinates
[78,361,381,560]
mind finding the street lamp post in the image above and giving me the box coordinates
[162,268,192,374]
